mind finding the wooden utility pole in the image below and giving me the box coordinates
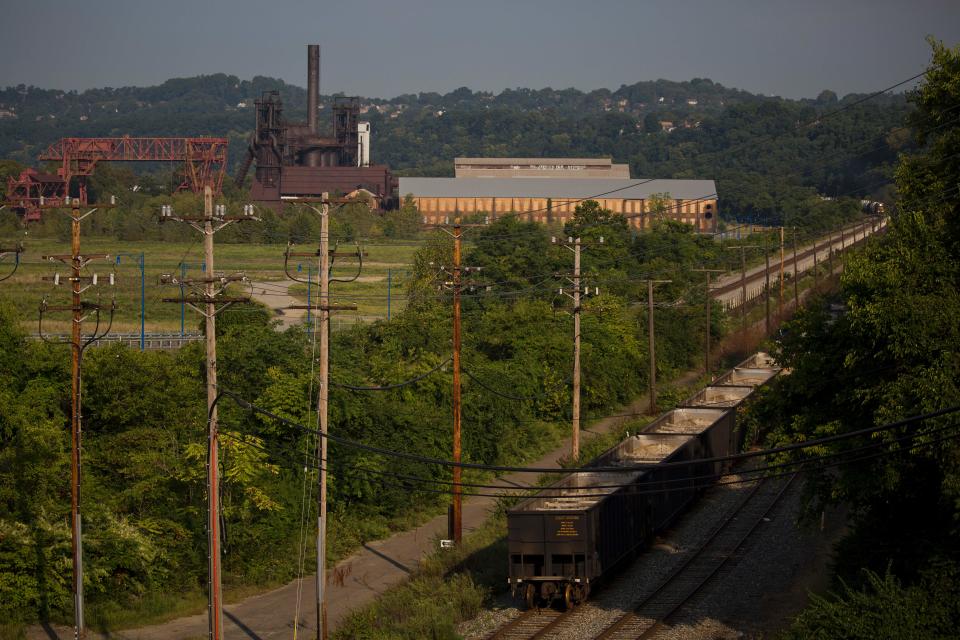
[693,269,723,375]
[36,199,115,640]
[202,189,223,640]
[317,196,331,639]
[764,239,771,336]
[792,228,799,309]
[69,203,86,639]
[643,279,671,414]
[452,222,463,544]
[840,226,846,270]
[812,236,819,292]
[828,231,834,275]
[571,237,581,460]
[778,227,785,321]
[422,218,488,545]
[282,197,360,640]
[725,244,758,330]
[555,235,602,460]
[159,189,258,640]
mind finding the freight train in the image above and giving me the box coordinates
[506,352,781,609]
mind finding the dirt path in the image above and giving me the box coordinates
[28,371,703,640]
[247,281,306,331]
[30,283,811,640]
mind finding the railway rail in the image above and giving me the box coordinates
[485,472,797,640]
[711,218,884,309]
[595,473,798,640]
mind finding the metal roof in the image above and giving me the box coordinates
[399,177,717,200]
[454,157,614,166]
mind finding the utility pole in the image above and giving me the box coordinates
[424,217,489,545]
[442,226,493,543]
[643,279,671,414]
[764,238,771,336]
[554,235,603,460]
[792,228,799,309]
[37,197,115,640]
[725,244,759,330]
[283,196,361,640]
[840,226,847,270]
[159,189,258,640]
[778,227,785,321]
[692,269,723,376]
[828,230,834,275]
[452,223,463,544]
[812,236,819,292]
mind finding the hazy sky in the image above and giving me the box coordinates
[2,0,958,100]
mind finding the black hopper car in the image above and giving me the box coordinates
[506,352,781,609]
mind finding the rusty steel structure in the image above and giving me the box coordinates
[235,44,397,210]
[6,136,228,222]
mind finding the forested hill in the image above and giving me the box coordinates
[0,74,912,223]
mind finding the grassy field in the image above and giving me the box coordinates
[0,237,424,334]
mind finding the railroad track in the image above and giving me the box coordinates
[594,473,798,640]
[484,473,796,640]
[486,607,567,640]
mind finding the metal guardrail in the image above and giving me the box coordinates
[29,333,204,350]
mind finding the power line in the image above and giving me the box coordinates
[217,388,960,475]
[219,418,960,500]
[330,357,452,391]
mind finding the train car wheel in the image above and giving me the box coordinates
[524,583,536,610]
[563,583,576,610]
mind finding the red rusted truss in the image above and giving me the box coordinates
[5,136,229,221]
[4,168,68,222]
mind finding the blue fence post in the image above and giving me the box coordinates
[180,263,186,337]
[139,253,145,351]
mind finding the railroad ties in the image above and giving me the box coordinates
[486,607,566,639]
[485,472,797,640]
[595,474,797,640]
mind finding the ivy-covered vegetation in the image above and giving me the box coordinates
[0,200,728,628]
[749,40,960,636]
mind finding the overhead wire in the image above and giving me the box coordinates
[218,387,960,475]
[329,357,452,391]
[218,416,960,500]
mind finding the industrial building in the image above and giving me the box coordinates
[401,177,718,231]
[454,157,630,179]
[235,45,398,210]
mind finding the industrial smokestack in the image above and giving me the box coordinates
[307,44,320,135]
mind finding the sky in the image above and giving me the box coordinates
[1,0,959,100]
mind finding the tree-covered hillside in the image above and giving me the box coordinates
[1,74,913,225]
